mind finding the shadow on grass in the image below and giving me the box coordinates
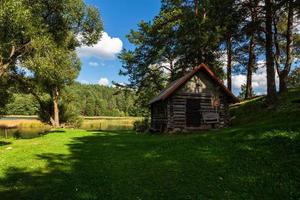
[46,130,66,133]
[0,127,299,200]
[0,141,11,146]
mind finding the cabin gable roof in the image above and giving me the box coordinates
[149,63,239,104]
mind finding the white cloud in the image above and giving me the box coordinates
[77,32,123,59]
[89,62,99,67]
[79,80,90,84]
[232,74,246,89]
[231,67,279,95]
[98,77,110,86]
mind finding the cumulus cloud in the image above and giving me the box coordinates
[98,78,110,86]
[79,80,90,84]
[89,62,99,67]
[77,32,123,59]
[231,67,279,95]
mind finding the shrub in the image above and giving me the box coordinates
[59,102,83,128]
[133,118,150,133]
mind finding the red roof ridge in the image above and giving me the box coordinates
[149,63,239,104]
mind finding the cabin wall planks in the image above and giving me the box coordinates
[149,64,238,133]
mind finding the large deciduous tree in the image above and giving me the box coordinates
[1,0,103,126]
[0,0,38,77]
[24,39,81,127]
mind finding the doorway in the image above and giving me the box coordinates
[186,99,201,127]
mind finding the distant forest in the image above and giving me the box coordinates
[2,83,140,117]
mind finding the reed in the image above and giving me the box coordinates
[81,117,143,131]
[0,119,51,139]
[0,117,143,138]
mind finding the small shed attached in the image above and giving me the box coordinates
[149,63,239,132]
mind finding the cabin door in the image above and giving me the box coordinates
[186,99,201,127]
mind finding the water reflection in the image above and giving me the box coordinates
[0,127,50,139]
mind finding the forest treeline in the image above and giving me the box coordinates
[1,83,140,117]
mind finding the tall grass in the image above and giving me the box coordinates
[0,116,143,138]
[0,117,143,138]
[80,117,143,131]
[0,119,51,139]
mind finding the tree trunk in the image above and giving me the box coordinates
[226,37,232,92]
[194,0,199,16]
[245,35,255,99]
[280,0,294,93]
[52,87,60,127]
[265,0,277,105]
[279,73,288,92]
[202,0,207,20]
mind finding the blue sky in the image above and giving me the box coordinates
[77,0,299,95]
[77,0,161,86]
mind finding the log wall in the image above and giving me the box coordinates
[150,71,231,132]
[150,101,168,132]
[165,92,229,132]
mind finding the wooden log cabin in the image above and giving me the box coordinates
[149,63,239,132]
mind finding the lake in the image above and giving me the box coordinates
[0,116,141,138]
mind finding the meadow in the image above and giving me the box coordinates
[0,88,299,199]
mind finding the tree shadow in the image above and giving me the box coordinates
[0,128,299,199]
[46,130,66,133]
[0,141,11,146]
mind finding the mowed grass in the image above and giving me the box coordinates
[0,88,299,199]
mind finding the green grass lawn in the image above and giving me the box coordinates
[0,89,299,200]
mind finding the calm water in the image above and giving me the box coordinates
[0,117,49,139]
[0,127,50,139]
[0,117,138,138]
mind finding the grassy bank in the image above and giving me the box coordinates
[0,116,142,138]
[0,127,299,199]
[81,116,142,131]
[0,88,299,199]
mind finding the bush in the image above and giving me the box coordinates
[59,102,83,128]
[37,97,83,128]
[133,118,150,133]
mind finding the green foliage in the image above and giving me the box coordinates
[119,0,242,112]
[238,84,256,99]
[66,83,139,117]
[0,76,12,115]
[4,94,38,115]
[133,118,150,133]
[4,83,141,118]
[0,0,103,126]
[59,90,83,128]
[0,0,37,69]
[36,97,53,123]
[288,67,300,88]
